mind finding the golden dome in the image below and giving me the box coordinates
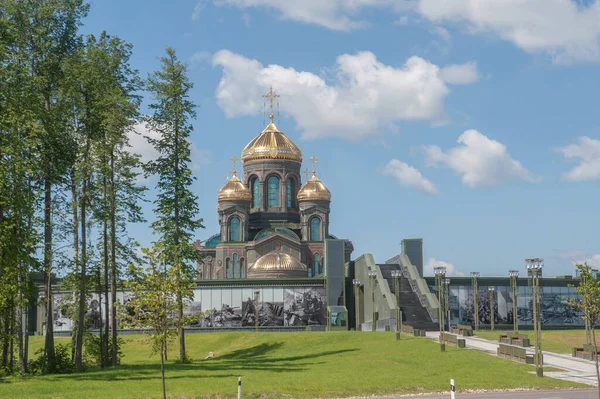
[241,121,302,163]
[249,252,307,272]
[218,172,252,201]
[297,174,331,201]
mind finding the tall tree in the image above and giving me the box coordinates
[145,47,203,363]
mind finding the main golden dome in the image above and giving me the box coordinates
[241,121,302,163]
[247,252,307,278]
[297,174,331,201]
[217,172,252,201]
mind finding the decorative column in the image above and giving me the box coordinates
[470,272,480,331]
[368,271,377,332]
[353,279,361,331]
[526,257,544,378]
[434,266,447,352]
[254,289,260,332]
[488,286,495,331]
[509,270,519,332]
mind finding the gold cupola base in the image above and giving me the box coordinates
[247,251,307,279]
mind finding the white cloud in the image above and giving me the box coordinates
[557,136,600,181]
[212,50,478,140]
[577,254,600,269]
[129,121,210,172]
[440,61,479,85]
[382,159,438,195]
[424,129,537,188]
[431,26,451,42]
[212,0,600,63]
[192,1,206,20]
[424,258,465,277]
[189,51,212,69]
[417,0,600,64]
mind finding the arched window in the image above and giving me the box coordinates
[229,217,240,241]
[226,258,231,279]
[308,258,313,278]
[233,253,238,279]
[314,253,320,276]
[240,258,245,278]
[267,176,280,207]
[251,177,260,208]
[310,217,321,241]
[287,179,294,208]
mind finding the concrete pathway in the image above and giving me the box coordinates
[354,388,598,399]
[425,332,599,387]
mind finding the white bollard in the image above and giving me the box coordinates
[238,377,242,399]
[450,378,456,399]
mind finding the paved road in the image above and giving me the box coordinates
[355,388,598,398]
[426,332,599,386]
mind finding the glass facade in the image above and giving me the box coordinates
[429,282,583,327]
[251,178,260,208]
[229,217,240,241]
[310,217,321,241]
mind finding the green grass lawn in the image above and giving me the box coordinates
[0,332,586,399]
[474,329,587,354]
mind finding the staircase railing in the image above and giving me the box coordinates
[387,254,439,323]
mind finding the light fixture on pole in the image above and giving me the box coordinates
[470,272,480,331]
[509,270,519,332]
[526,257,544,378]
[368,271,377,332]
[434,266,447,352]
[444,278,451,332]
[391,270,402,340]
[488,286,496,331]
[352,279,361,331]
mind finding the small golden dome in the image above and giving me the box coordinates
[218,172,252,201]
[241,122,302,163]
[249,252,307,272]
[297,174,331,201]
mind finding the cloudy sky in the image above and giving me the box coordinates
[83,0,600,277]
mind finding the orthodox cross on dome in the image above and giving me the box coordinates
[230,155,238,176]
[310,156,318,174]
[263,86,280,123]
[303,168,311,182]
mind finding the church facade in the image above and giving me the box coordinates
[195,90,353,281]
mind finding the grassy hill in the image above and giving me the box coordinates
[1,331,584,398]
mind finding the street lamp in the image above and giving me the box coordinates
[391,270,402,340]
[254,289,260,332]
[488,286,496,331]
[471,272,480,331]
[434,266,447,352]
[352,279,361,331]
[444,278,451,332]
[526,257,544,378]
[509,270,519,332]
[368,271,377,332]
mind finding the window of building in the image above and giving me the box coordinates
[251,177,260,208]
[314,253,320,276]
[310,217,321,241]
[233,253,238,279]
[240,258,245,278]
[226,258,231,279]
[267,176,280,207]
[287,179,294,208]
[229,217,240,241]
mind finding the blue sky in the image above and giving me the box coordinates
[81,0,600,277]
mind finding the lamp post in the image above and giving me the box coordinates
[368,271,377,332]
[391,270,402,340]
[254,289,260,332]
[444,278,451,332]
[471,272,480,331]
[509,270,519,332]
[488,286,495,331]
[434,266,447,352]
[526,257,543,378]
[352,279,361,331]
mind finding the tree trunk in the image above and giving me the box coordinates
[17,270,26,375]
[103,174,109,367]
[75,171,88,372]
[43,176,55,374]
[160,341,167,399]
[97,267,103,369]
[178,290,185,363]
[110,152,118,367]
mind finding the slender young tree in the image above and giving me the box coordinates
[145,47,203,363]
[568,264,600,398]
